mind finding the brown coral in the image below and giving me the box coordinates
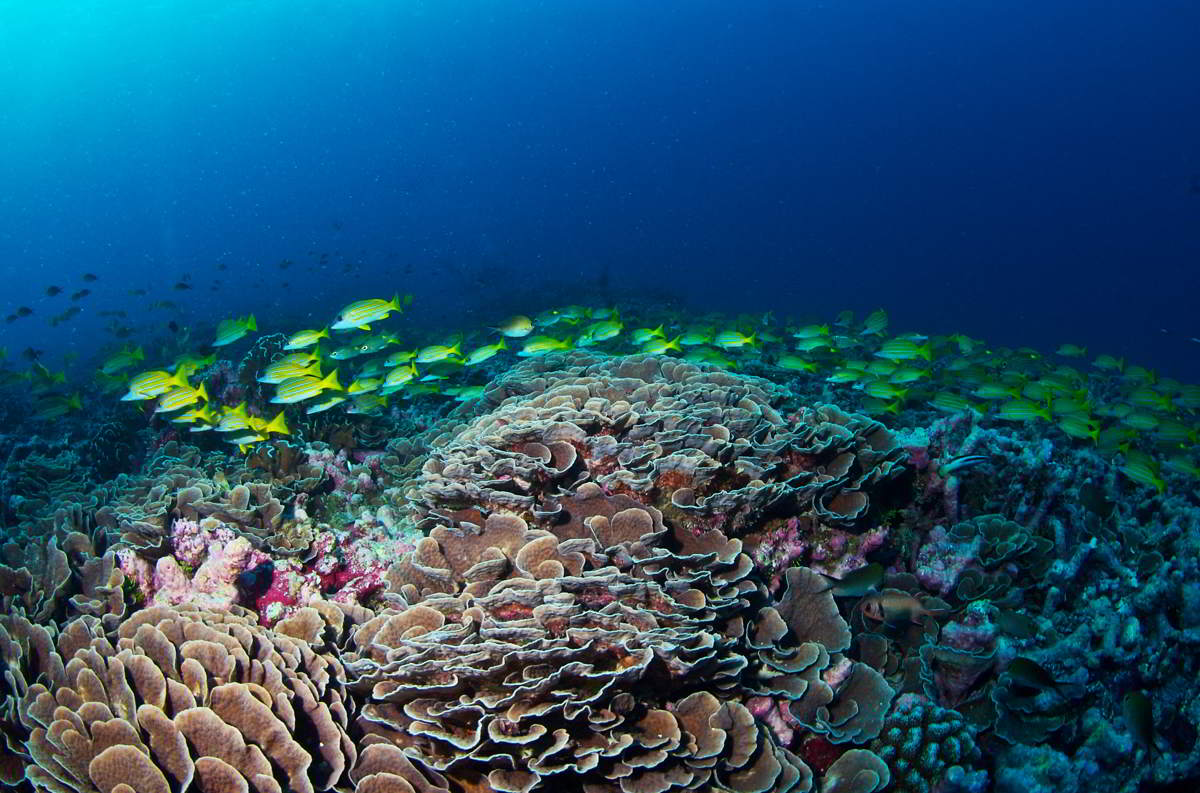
[10,606,354,793]
[348,354,903,791]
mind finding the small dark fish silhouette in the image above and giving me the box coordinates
[236,560,274,601]
[5,315,16,323]
[83,273,98,281]
[129,288,148,296]
[995,609,1039,639]
[818,563,884,598]
[168,320,179,333]
[16,306,33,317]
[70,289,90,301]
[218,263,228,271]
[1006,657,1067,698]
[174,281,192,290]
[22,347,42,361]
[279,259,292,270]
[45,286,62,296]
[1123,690,1161,759]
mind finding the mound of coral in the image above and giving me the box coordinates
[3,351,1193,792]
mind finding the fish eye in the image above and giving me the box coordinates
[359,345,369,351]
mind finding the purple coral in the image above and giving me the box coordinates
[914,524,980,596]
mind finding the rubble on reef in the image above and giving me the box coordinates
[1,351,1197,792]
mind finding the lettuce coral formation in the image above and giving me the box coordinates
[0,349,1193,791]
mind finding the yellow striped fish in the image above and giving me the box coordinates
[331,294,409,331]
[271,369,342,404]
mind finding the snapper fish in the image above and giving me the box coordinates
[875,338,933,362]
[383,362,418,389]
[154,382,209,413]
[518,336,572,357]
[492,315,534,337]
[284,328,329,350]
[258,360,321,384]
[576,320,622,346]
[415,342,462,364]
[640,335,682,355]
[101,345,144,375]
[122,369,190,401]
[212,315,257,347]
[383,349,417,367]
[347,375,383,394]
[861,309,889,336]
[33,394,82,421]
[215,403,253,432]
[792,324,830,339]
[271,369,342,404]
[1055,343,1087,358]
[331,294,410,331]
[776,355,817,373]
[630,325,666,345]
[306,395,347,414]
[464,339,507,365]
[713,330,756,349]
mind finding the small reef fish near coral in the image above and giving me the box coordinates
[0,290,1197,793]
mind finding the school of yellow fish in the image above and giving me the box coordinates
[9,295,1196,494]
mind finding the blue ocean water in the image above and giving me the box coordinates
[3,3,1200,793]
[1,0,1197,377]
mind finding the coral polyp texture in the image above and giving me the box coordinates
[2,342,1198,792]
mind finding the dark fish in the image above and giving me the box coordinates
[129,288,148,296]
[1123,691,1160,758]
[859,591,947,626]
[168,320,179,333]
[940,454,990,475]
[45,285,62,296]
[70,289,90,300]
[22,347,42,361]
[17,306,33,317]
[819,563,884,598]
[1006,657,1065,698]
[236,560,274,600]
[5,315,15,323]
[995,609,1039,639]
[50,306,82,326]
[279,259,292,269]
[218,263,228,271]
[83,273,98,281]
[174,281,192,290]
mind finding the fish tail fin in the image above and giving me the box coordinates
[322,368,343,391]
[197,382,209,403]
[246,315,257,332]
[497,338,507,350]
[266,411,290,436]
[133,346,144,360]
[389,293,402,311]
[919,342,933,361]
